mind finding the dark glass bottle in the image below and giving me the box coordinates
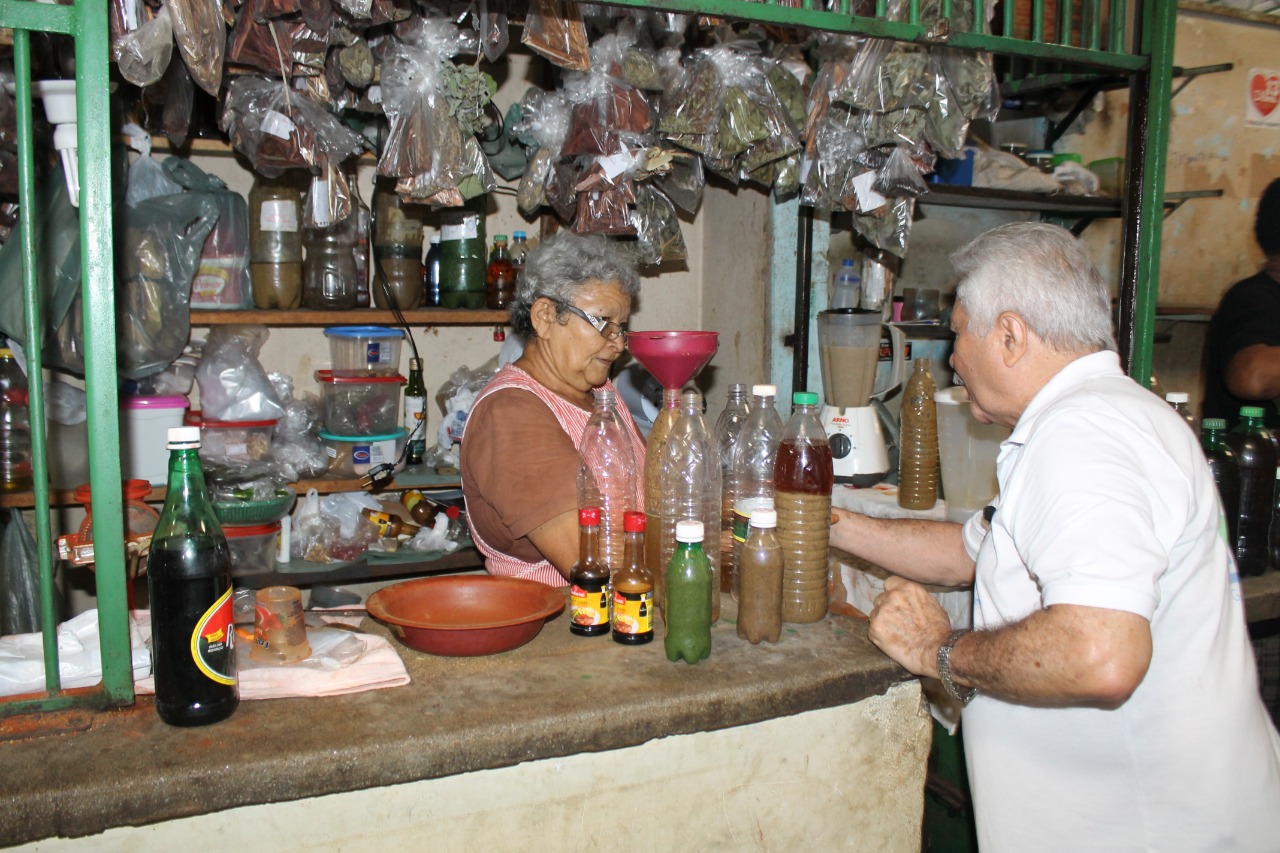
[569,506,610,636]
[404,357,426,466]
[147,426,239,727]
[612,512,654,645]
[1227,407,1276,577]
[1201,418,1240,551]
[423,235,442,308]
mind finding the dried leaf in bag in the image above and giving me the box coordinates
[621,48,663,91]
[168,0,226,97]
[517,147,554,214]
[115,3,174,88]
[521,0,590,72]
[766,61,807,128]
[654,150,704,214]
[220,76,365,176]
[162,56,196,147]
[562,100,617,157]
[657,54,719,135]
[631,184,685,265]
[573,183,636,236]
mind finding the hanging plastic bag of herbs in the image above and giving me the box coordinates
[630,184,686,265]
[736,58,802,181]
[657,50,721,137]
[220,76,366,176]
[801,111,868,211]
[114,2,174,88]
[227,0,293,77]
[378,17,496,207]
[168,0,225,97]
[573,183,636,236]
[513,88,571,215]
[852,196,914,256]
[654,149,704,214]
[873,144,929,198]
[522,0,590,72]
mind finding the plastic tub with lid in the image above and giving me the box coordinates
[184,411,277,463]
[224,522,281,577]
[121,396,189,484]
[324,326,404,376]
[319,428,407,477]
[315,370,405,436]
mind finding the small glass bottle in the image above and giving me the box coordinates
[248,175,302,309]
[898,359,939,510]
[1201,418,1240,549]
[423,235,443,308]
[372,177,425,310]
[302,173,359,310]
[404,357,426,466]
[714,384,750,593]
[612,511,654,645]
[402,489,444,527]
[1227,407,1276,577]
[664,520,712,664]
[737,507,783,644]
[569,506,611,637]
[1165,392,1196,432]
[485,235,516,310]
[148,426,239,727]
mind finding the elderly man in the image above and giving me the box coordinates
[831,222,1280,852]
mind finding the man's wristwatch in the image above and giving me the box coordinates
[937,629,978,706]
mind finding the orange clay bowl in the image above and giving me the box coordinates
[366,575,565,656]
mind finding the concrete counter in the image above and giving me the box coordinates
[0,596,923,848]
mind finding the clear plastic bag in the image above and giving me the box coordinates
[168,0,225,97]
[115,2,174,88]
[852,196,914,256]
[476,0,509,63]
[513,88,571,214]
[654,149,704,214]
[219,76,366,177]
[873,145,929,198]
[194,326,286,422]
[631,184,686,265]
[124,125,183,209]
[521,0,590,72]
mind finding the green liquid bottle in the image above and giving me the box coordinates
[664,520,712,664]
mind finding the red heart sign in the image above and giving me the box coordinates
[1251,72,1280,118]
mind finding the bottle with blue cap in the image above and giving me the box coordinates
[831,258,861,310]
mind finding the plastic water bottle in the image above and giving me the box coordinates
[899,359,939,510]
[1227,406,1276,577]
[510,230,530,278]
[714,384,749,591]
[664,520,712,664]
[657,391,721,622]
[831,258,861,310]
[1201,418,1240,550]
[774,391,834,623]
[730,384,784,600]
[0,341,32,493]
[1165,392,1196,432]
[577,388,638,574]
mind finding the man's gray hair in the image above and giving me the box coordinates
[510,232,640,338]
[952,222,1117,354]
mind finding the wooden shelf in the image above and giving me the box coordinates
[238,546,484,589]
[920,185,1223,216]
[191,308,509,326]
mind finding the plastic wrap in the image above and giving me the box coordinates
[631,184,686,265]
[227,0,293,76]
[654,149,704,214]
[521,0,590,72]
[115,2,174,88]
[220,76,366,177]
[124,125,183,208]
[168,0,225,97]
[873,145,929,198]
[572,184,636,236]
[852,196,914,257]
[476,0,510,63]
[194,326,286,422]
[268,372,328,480]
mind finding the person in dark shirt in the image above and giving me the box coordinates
[1203,177,1280,428]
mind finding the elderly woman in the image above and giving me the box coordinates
[461,232,647,585]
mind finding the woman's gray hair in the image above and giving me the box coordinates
[952,222,1117,354]
[509,232,641,338]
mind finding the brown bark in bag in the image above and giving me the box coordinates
[227,0,293,76]
[169,0,226,97]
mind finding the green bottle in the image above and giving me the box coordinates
[664,520,712,664]
[439,195,487,310]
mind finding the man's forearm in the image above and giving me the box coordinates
[830,509,974,587]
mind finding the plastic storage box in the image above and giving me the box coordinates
[324,326,404,376]
[224,522,280,577]
[319,428,407,477]
[315,370,406,436]
[184,411,277,463]
[121,396,189,484]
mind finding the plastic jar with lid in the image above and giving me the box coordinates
[74,479,160,546]
[248,175,303,309]
[371,178,425,310]
[439,196,487,309]
[302,173,360,310]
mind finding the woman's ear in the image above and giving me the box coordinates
[530,296,559,338]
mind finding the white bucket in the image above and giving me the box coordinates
[121,396,189,485]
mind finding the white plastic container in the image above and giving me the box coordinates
[324,326,404,376]
[934,386,1010,523]
[120,396,189,484]
[184,411,277,463]
[319,429,407,477]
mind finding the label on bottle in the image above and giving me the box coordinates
[260,200,299,233]
[612,588,653,635]
[441,214,480,241]
[732,497,773,545]
[191,587,236,686]
[569,582,610,629]
[404,394,425,434]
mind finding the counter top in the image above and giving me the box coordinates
[0,598,909,846]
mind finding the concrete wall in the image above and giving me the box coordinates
[17,682,931,853]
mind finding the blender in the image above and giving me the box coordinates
[817,309,905,486]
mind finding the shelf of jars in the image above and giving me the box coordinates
[190,307,509,326]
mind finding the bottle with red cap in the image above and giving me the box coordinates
[569,506,611,636]
[612,512,653,645]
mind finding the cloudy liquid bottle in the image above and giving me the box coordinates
[730,385,783,600]
[775,392,834,624]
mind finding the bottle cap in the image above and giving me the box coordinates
[579,506,601,526]
[446,506,461,519]
[841,259,855,267]
[513,231,526,239]
[429,235,440,244]
[494,234,508,242]
[623,511,646,533]
[1201,418,1226,430]
[1240,406,1266,419]
[749,509,777,528]
[167,426,201,448]
[752,384,776,398]
[675,520,704,543]
[793,391,819,406]
[1164,392,1188,404]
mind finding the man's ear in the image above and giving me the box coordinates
[996,311,1030,367]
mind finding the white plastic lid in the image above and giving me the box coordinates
[675,520,704,543]
[1165,392,1189,404]
[750,509,777,528]
[752,384,776,398]
[167,426,201,448]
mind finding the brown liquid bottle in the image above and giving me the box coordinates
[898,359,939,511]
[360,508,420,539]
[612,511,654,645]
[774,391,834,624]
[737,507,783,644]
[569,507,611,637]
[402,489,444,527]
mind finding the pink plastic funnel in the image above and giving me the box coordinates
[627,331,719,390]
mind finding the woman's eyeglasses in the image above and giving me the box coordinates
[541,296,628,343]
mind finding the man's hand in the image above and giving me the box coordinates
[868,576,953,677]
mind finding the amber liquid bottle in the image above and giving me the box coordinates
[774,392,834,624]
[569,507,611,636]
[612,511,654,645]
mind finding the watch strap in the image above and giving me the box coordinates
[937,629,978,706]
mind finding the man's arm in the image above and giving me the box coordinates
[1226,344,1280,401]
[829,507,975,587]
[869,577,1152,709]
